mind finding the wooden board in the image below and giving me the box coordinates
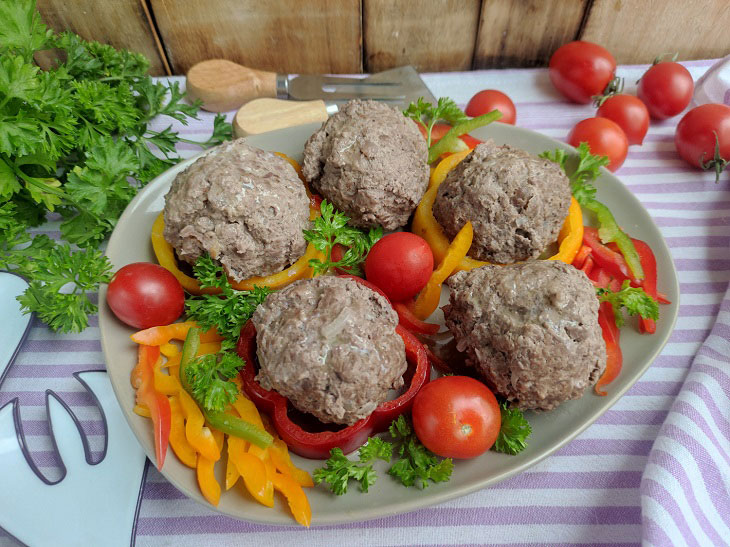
[581,0,730,64]
[363,0,481,72]
[150,0,362,75]
[35,0,169,75]
[473,0,588,68]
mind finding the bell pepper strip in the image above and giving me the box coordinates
[228,436,274,507]
[131,321,222,346]
[630,238,660,334]
[159,342,179,358]
[132,345,170,470]
[581,200,644,280]
[197,428,224,506]
[572,244,592,269]
[548,197,584,265]
[427,110,502,163]
[269,439,314,487]
[580,255,595,277]
[133,404,151,418]
[271,470,312,528]
[153,359,180,395]
[168,395,197,468]
[237,320,430,459]
[179,328,272,449]
[595,301,623,396]
[151,212,319,295]
[412,221,474,320]
[179,390,220,461]
[393,302,440,335]
[582,226,633,282]
[225,440,241,491]
[657,292,671,305]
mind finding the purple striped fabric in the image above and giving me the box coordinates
[3,60,728,546]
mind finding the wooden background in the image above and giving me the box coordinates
[36,0,730,76]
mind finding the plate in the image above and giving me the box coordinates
[99,122,679,526]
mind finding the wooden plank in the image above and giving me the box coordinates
[363,0,481,72]
[35,0,169,75]
[150,0,362,75]
[474,0,588,68]
[581,0,730,64]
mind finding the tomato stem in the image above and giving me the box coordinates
[699,132,728,184]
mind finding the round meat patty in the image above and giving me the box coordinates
[443,261,606,411]
[163,139,310,281]
[432,141,571,263]
[252,276,407,425]
[301,99,429,230]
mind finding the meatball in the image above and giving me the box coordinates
[432,141,571,263]
[252,276,407,425]
[163,139,310,281]
[443,261,606,411]
[302,99,429,230]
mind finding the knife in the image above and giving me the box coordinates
[186,59,435,113]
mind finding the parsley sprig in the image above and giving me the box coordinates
[185,351,246,413]
[303,200,382,277]
[492,403,532,455]
[1,0,231,332]
[597,280,659,328]
[313,438,391,495]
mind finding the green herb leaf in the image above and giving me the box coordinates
[313,448,378,495]
[185,351,246,412]
[597,280,659,328]
[358,436,393,464]
[387,415,453,488]
[492,403,531,455]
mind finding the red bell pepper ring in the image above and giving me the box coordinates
[580,255,595,276]
[572,244,592,270]
[582,226,633,282]
[595,301,623,396]
[236,321,430,459]
[630,238,659,334]
[134,344,171,470]
[393,302,440,335]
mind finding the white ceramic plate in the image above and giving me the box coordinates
[99,122,679,526]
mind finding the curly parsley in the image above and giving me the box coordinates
[597,280,659,328]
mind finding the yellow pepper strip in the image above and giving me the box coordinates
[159,342,179,358]
[168,395,197,468]
[133,404,151,418]
[412,221,474,320]
[225,436,243,490]
[274,152,308,190]
[179,389,220,461]
[151,212,319,295]
[131,321,222,346]
[153,356,180,395]
[271,470,312,527]
[197,428,224,506]
[548,197,584,264]
[228,436,274,507]
[269,439,313,487]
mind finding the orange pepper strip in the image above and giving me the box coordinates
[228,436,274,507]
[412,221,474,320]
[131,321,222,346]
[271,470,312,527]
[197,428,224,506]
[269,439,314,487]
[168,395,197,468]
[547,197,584,264]
[133,345,170,470]
[151,212,319,295]
[154,357,180,395]
[133,404,151,418]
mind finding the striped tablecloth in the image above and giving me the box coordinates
[2,60,728,546]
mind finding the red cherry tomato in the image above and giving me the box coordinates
[416,123,481,150]
[568,117,629,172]
[549,41,616,104]
[364,232,433,302]
[465,90,516,124]
[412,376,501,459]
[637,61,694,120]
[596,94,650,145]
[106,262,185,329]
[675,104,730,180]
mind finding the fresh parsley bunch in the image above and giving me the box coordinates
[598,280,659,328]
[0,0,231,332]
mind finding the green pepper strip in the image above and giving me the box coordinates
[427,110,503,163]
[580,199,645,280]
[180,328,273,449]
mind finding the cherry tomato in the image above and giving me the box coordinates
[549,41,616,104]
[412,376,501,459]
[675,104,730,180]
[465,90,516,124]
[416,123,481,150]
[364,232,433,302]
[107,262,185,329]
[637,61,694,120]
[568,117,629,172]
[596,94,650,145]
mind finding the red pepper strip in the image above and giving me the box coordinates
[583,226,633,282]
[134,345,171,470]
[237,320,430,459]
[595,301,623,396]
[572,244,592,269]
[580,255,595,276]
[630,238,659,334]
[657,292,671,305]
[393,302,440,335]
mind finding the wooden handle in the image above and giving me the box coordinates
[233,98,330,137]
[186,59,277,112]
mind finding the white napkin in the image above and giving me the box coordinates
[692,54,730,106]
